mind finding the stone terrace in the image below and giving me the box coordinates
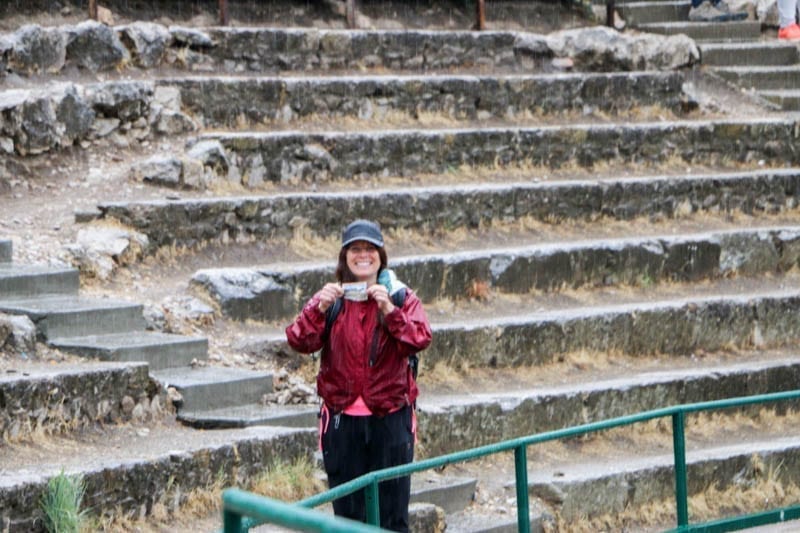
[2,2,800,532]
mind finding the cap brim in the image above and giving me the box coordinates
[342,236,384,248]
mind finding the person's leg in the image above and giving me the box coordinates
[321,412,369,521]
[367,406,415,533]
[777,0,800,39]
[778,0,798,28]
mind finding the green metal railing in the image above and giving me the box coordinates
[222,389,800,533]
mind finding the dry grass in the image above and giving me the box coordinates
[548,460,800,532]
[466,279,492,301]
[88,469,228,532]
[249,455,326,502]
[2,395,81,445]
[287,224,340,259]
[233,104,684,133]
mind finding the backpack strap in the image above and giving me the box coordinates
[323,297,344,340]
[391,289,419,380]
[391,287,406,308]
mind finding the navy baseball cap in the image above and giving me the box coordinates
[342,219,384,248]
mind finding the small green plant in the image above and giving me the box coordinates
[639,273,655,288]
[40,470,89,533]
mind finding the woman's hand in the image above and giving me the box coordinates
[317,283,344,313]
[368,284,396,315]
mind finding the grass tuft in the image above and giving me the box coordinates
[249,455,326,502]
[40,470,89,533]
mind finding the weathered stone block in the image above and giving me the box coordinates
[87,81,153,121]
[119,21,171,68]
[662,238,721,281]
[192,269,294,321]
[55,85,96,143]
[65,20,130,71]
[8,25,66,74]
[719,231,780,275]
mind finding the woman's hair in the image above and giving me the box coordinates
[335,244,388,283]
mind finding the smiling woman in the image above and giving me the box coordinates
[285,219,432,533]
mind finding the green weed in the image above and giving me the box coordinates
[40,470,89,533]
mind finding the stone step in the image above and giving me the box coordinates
[484,0,565,21]
[0,362,153,441]
[185,28,534,73]
[637,21,761,41]
[0,264,80,298]
[445,509,546,533]
[191,225,800,321]
[48,331,208,371]
[192,117,799,186]
[619,1,690,25]
[100,166,800,249]
[592,0,683,5]
[714,65,800,91]
[0,240,10,263]
[423,287,800,370]
[177,402,319,429]
[242,280,800,376]
[418,353,800,456]
[412,474,477,516]
[99,165,800,250]
[0,296,144,340]
[151,366,273,412]
[304,452,477,520]
[760,89,800,111]
[527,434,800,521]
[162,71,686,128]
[0,423,315,531]
[699,41,800,66]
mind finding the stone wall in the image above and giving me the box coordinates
[418,360,800,456]
[190,227,800,321]
[426,293,800,368]
[209,118,800,184]
[168,71,686,128]
[0,427,315,532]
[0,363,162,441]
[97,167,800,249]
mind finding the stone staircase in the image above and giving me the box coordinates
[0,243,208,370]
[0,233,298,421]
[4,10,800,533]
[87,27,800,529]
[615,0,800,110]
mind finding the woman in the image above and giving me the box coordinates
[286,219,432,532]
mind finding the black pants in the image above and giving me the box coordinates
[320,405,414,533]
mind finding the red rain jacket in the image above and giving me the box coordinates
[286,289,432,417]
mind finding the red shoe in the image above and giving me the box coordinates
[778,23,800,40]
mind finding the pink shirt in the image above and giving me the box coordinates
[343,395,373,416]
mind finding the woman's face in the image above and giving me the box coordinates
[346,240,381,283]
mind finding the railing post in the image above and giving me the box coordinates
[346,0,357,28]
[514,445,530,533]
[606,0,615,27]
[365,479,380,526]
[219,0,229,26]
[474,0,486,31]
[672,411,689,528]
[223,509,243,533]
